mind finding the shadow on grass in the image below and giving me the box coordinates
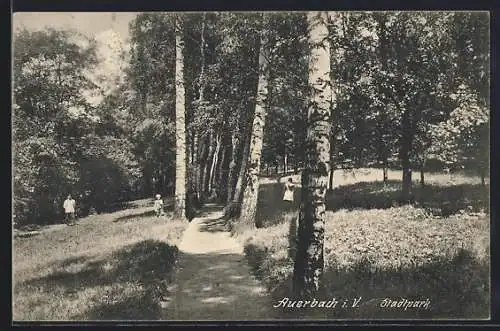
[113,200,175,223]
[196,203,225,219]
[198,215,231,233]
[113,210,157,222]
[16,240,179,320]
[255,181,489,229]
[326,181,488,216]
[244,243,490,319]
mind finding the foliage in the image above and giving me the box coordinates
[13,28,141,225]
[12,12,490,226]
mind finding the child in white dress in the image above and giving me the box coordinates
[154,194,164,217]
[283,178,295,211]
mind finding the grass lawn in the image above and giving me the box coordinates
[238,168,490,319]
[13,198,187,321]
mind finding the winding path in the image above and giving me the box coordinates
[161,204,280,321]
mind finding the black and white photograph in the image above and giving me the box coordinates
[12,11,490,321]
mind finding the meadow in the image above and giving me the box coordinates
[13,199,186,321]
[240,168,490,319]
[12,168,490,320]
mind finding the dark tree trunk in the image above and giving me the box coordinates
[208,133,222,196]
[218,143,231,203]
[199,134,211,197]
[480,167,486,186]
[382,151,389,183]
[400,109,413,202]
[226,132,240,204]
[203,132,216,196]
[226,129,251,218]
[216,143,228,198]
[197,134,209,203]
[420,159,425,188]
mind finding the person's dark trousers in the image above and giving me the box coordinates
[65,212,75,225]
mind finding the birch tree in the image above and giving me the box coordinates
[292,11,332,297]
[238,13,272,229]
[174,15,187,219]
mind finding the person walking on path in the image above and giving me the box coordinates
[63,194,76,226]
[154,194,165,217]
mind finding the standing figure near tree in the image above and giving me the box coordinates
[63,194,76,226]
[283,177,295,211]
[154,194,164,217]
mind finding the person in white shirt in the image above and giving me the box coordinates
[63,194,76,226]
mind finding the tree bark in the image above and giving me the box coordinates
[284,153,288,175]
[199,13,207,103]
[192,12,207,206]
[419,158,425,188]
[328,169,334,191]
[225,125,251,218]
[400,109,413,202]
[292,11,332,298]
[208,133,222,195]
[239,17,271,229]
[174,17,187,220]
[188,131,194,165]
[202,131,215,196]
[226,132,240,204]
[420,167,425,188]
[196,134,207,202]
[216,142,228,196]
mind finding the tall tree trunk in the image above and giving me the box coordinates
[141,91,147,116]
[202,131,215,196]
[376,17,390,187]
[192,12,207,206]
[284,153,288,175]
[419,158,425,188]
[208,133,222,195]
[216,142,228,195]
[225,126,251,217]
[174,17,187,220]
[232,131,250,202]
[199,12,207,103]
[382,149,389,184]
[420,167,425,188]
[328,169,334,191]
[293,11,332,298]
[188,131,194,165]
[400,109,413,202]
[219,143,231,203]
[226,132,240,204]
[196,134,207,202]
[239,16,271,229]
